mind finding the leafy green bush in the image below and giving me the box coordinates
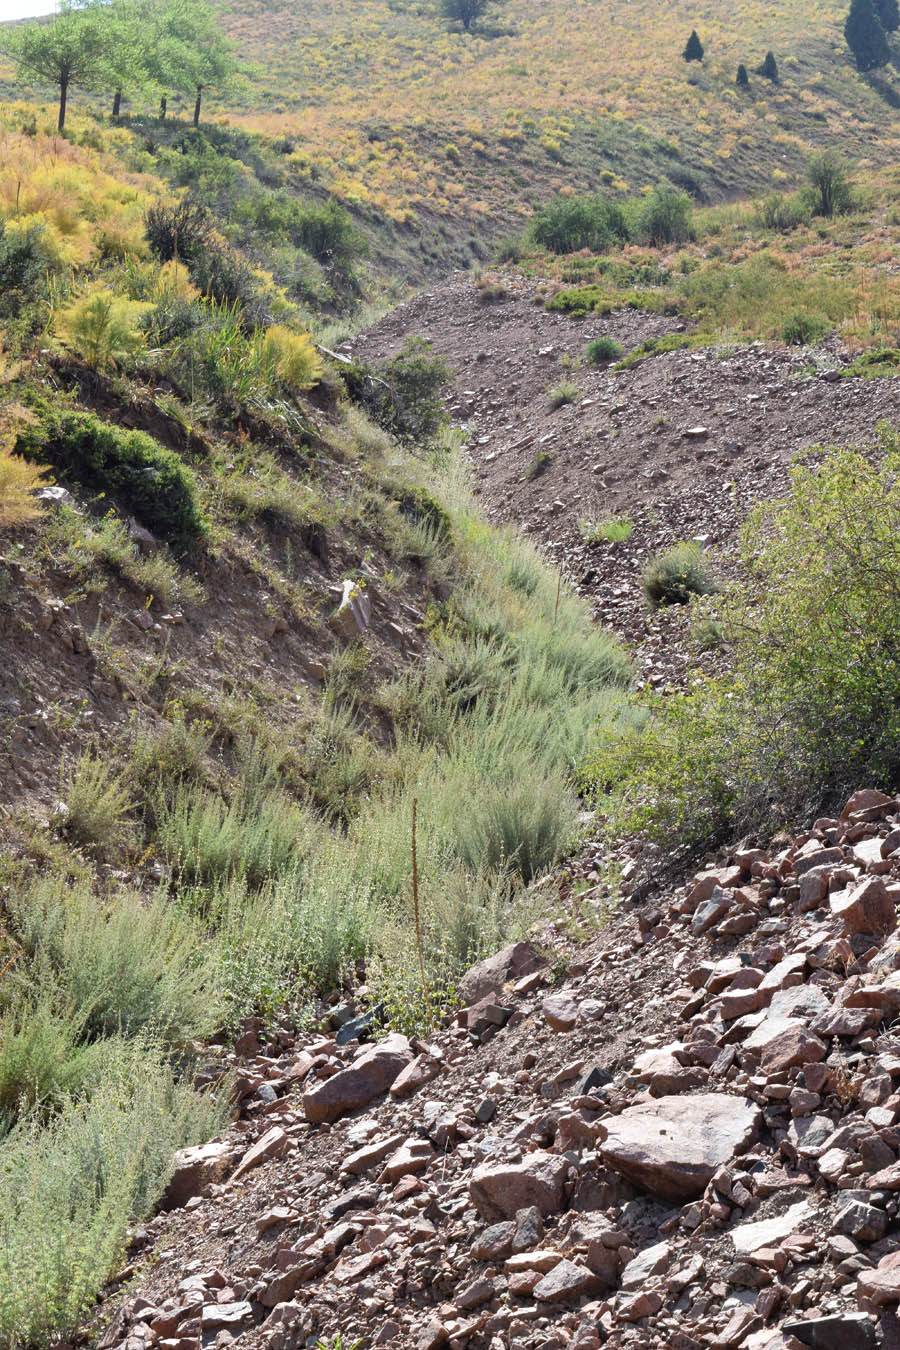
[593,435,900,855]
[641,542,717,608]
[586,336,624,364]
[0,221,57,341]
[9,875,216,1049]
[60,752,134,853]
[756,191,813,232]
[343,338,453,445]
[635,184,694,246]
[806,150,855,217]
[530,192,629,255]
[16,408,206,547]
[781,311,830,345]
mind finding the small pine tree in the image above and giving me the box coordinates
[845,0,891,70]
[877,0,900,30]
[683,29,704,62]
[758,50,779,81]
[736,63,750,86]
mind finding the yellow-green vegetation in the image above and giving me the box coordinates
[0,90,638,1348]
[210,0,900,235]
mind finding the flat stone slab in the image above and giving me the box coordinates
[729,1201,812,1254]
[598,1093,761,1201]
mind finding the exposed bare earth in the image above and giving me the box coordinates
[351,275,900,683]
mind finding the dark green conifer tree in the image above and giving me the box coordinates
[736,63,750,86]
[683,29,704,62]
[758,50,779,81]
[845,0,890,70]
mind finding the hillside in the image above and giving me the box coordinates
[8,1,900,1349]
[219,0,900,247]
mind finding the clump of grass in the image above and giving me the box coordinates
[580,515,633,543]
[612,333,694,371]
[525,449,554,480]
[547,379,580,409]
[641,542,718,609]
[586,336,624,364]
[0,1037,223,1347]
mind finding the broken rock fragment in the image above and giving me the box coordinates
[469,1151,569,1221]
[598,1093,761,1201]
[302,1034,413,1125]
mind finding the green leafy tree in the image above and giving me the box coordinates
[845,0,890,70]
[806,149,855,216]
[877,0,900,31]
[143,0,239,126]
[683,29,704,62]
[757,50,778,81]
[0,0,114,131]
[736,63,749,86]
[440,0,493,32]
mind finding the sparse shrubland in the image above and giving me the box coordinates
[591,430,900,859]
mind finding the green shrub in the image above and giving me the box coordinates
[9,875,216,1050]
[641,542,717,608]
[613,333,693,370]
[586,336,624,364]
[343,338,453,445]
[756,191,812,231]
[0,1038,222,1346]
[593,436,900,856]
[0,221,57,338]
[635,184,694,246]
[806,150,855,218]
[781,311,830,345]
[16,408,206,547]
[530,193,629,255]
[450,771,577,882]
[144,197,214,264]
[548,379,580,409]
[580,515,633,542]
[60,752,134,853]
[757,50,779,81]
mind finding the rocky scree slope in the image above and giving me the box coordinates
[349,275,900,687]
[100,788,900,1350]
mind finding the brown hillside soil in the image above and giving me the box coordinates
[351,274,900,684]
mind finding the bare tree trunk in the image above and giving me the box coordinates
[112,88,122,118]
[58,74,68,132]
[159,94,167,121]
[193,86,202,127]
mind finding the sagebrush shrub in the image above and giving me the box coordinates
[641,542,717,608]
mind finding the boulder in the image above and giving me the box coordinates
[469,1151,569,1222]
[830,877,897,936]
[162,1140,233,1210]
[302,1035,413,1125]
[598,1093,761,1201]
[458,941,545,1006]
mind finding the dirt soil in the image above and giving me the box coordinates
[350,274,900,684]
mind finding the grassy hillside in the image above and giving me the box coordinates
[218,0,900,238]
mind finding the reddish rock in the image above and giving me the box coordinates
[469,1151,569,1221]
[340,1132,406,1176]
[830,877,897,936]
[302,1035,413,1125]
[231,1126,290,1182]
[162,1141,233,1210]
[858,1251,900,1307]
[542,992,578,1031]
[457,941,545,1006]
[840,789,894,821]
[389,1053,442,1098]
[532,1259,602,1303]
[598,1093,761,1201]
